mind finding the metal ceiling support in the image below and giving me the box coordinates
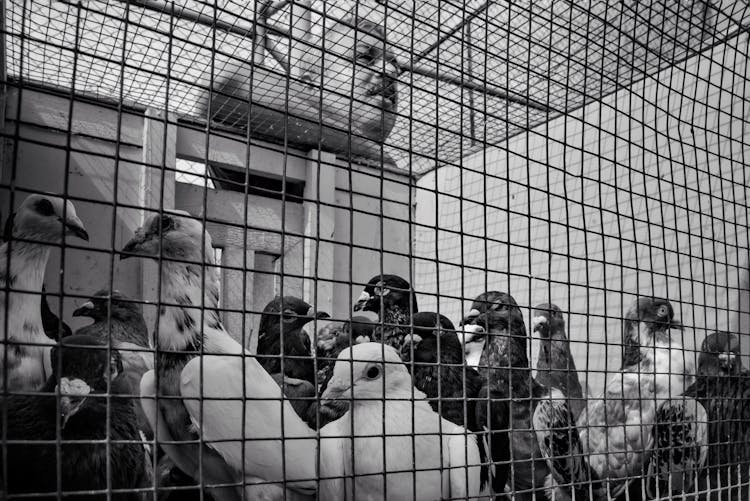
[413,1,490,63]
[465,19,476,146]
[399,61,553,113]
[96,0,550,113]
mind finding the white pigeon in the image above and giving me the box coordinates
[318,342,487,500]
[1,193,88,391]
[127,211,316,501]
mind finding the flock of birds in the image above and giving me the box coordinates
[1,193,749,500]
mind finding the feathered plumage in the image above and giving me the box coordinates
[318,342,486,499]
[1,194,88,391]
[469,298,548,500]
[1,334,147,499]
[127,211,315,501]
[256,295,329,385]
[400,312,492,492]
[532,303,585,421]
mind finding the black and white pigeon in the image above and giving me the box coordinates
[72,290,154,446]
[469,297,547,500]
[459,291,518,369]
[1,334,147,500]
[352,273,419,352]
[124,211,316,500]
[659,330,750,501]
[256,295,330,385]
[533,297,693,500]
[400,311,495,494]
[697,331,747,377]
[1,194,89,391]
[532,303,586,421]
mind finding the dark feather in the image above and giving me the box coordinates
[1,335,147,500]
[41,286,72,341]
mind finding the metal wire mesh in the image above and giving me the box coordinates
[1,0,750,499]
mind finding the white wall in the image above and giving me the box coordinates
[414,33,750,395]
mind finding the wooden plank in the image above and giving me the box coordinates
[175,125,307,182]
[4,88,143,146]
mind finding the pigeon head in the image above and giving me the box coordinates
[698,331,743,377]
[321,343,414,402]
[468,302,529,369]
[460,291,518,326]
[400,312,459,364]
[623,297,681,345]
[49,335,123,428]
[72,289,140,322]
[120,211,213,264]
[531,303,565,339]
[258,296,330,336]
[353,274,418,320]
[4,194,88,243]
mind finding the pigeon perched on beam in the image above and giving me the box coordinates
[256,295,330,385]
[1,194,88,391]
[534,297,693,500]
[1,334,147,499]
[469,298,548,500]
[318,342,487,499]
[125,211,316,500]
[531,303,585,420]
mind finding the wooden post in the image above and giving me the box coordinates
[302,149,335,316]
[139,108,177,330]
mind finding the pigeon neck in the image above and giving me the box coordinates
[1,241,50,338]
[156,259,222,351]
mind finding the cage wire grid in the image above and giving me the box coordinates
[0,0,749,499]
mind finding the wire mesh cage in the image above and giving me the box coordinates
[1,0,750,499]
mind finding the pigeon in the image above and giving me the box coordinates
[531,303,585,421]
[400,311,494,494]
[125,211,315,500]
[352,273,419,353]
[1,334,147,500]
[534,297,692,500]
[646,330,750,501]
[256,295,330,385]
[1,194,89,391]
[469,298,548,501]
[459,291,519,369]
[697,331,747,377]
[307,316,376,429]
[318,342,487,499]
[72,290,154,442]
[41,285,72,340]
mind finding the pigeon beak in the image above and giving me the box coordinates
[57,377,91,428]
[321,378,352,401]
[669,319,683,331]
[460,324,485,345]
[353,291,371,312]
[72,301,95,317]
[63,217,89,241]
[460,308,481,326]
[120,232,147,260]
[531,315,549,335]
[305,306,331,320]
[719,352,736,370]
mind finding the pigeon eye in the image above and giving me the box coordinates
[160,215,174,232]
[35,198,55,217]
[657,305,669,317]
[366,366,380,379]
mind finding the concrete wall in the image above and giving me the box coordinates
[414,33,750,395]
[1,87,415,351]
